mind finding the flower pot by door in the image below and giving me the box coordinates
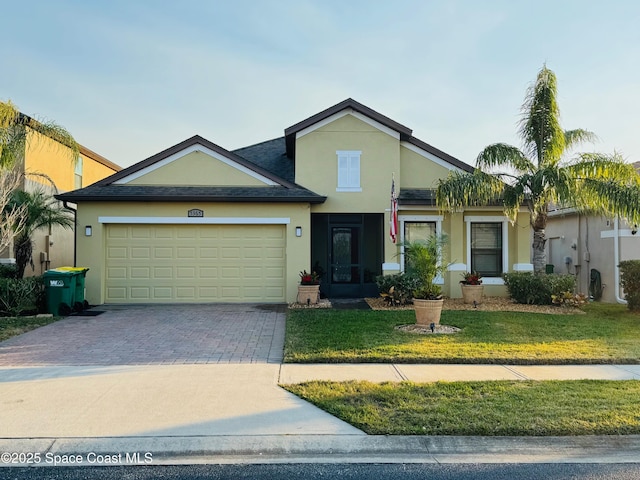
[413,298,444,326]
[461,284,484,305]
[298,284,320,305]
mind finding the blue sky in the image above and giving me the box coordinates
[2,0,639,169]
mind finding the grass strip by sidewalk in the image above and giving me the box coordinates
[284,380,640,436]
[0,316,59,342]
[285,303,640,364]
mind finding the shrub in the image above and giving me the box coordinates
[0,276,44,317]
[376,273,420,306]
[503,272,576,305]
[619,260,640,311]
[552,291,588,308]
[0,264,17,279]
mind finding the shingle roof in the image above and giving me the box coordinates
[284,98,413,159]
[56,185,326,203]
[232,137,293,183]
[92,135,297,189]
[282,98,475,173]
[398,189,438,205]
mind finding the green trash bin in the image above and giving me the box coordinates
[56,267,89,311]
[43,269,77,316]
[545,264,554,274]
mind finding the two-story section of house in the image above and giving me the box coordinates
[2,122,121,274]
[58,99,532,305]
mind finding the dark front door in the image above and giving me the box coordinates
[311,213,383,298]
[330,225,361,297]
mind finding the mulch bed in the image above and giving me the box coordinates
[365,297,585,315]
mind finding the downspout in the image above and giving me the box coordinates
[614,217,627,304]
[62,201,77,267]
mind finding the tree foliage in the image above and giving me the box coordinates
[436,65,640,272]
[5,189,74,278]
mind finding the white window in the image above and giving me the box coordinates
[74,156,83,189]
[399,215,443,279]
[336,150,361,192]
[465,216,509,285]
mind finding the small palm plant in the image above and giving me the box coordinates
[404,234,448,300]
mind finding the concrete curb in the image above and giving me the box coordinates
[1,435,639,465]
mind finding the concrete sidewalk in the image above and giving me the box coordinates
[279,363,640,383]
[1,363,640,465]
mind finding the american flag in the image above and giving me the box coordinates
[390,175,398,243]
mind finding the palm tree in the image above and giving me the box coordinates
[5,189,74,278]
[1,100,79,273]
[436,65,640,273]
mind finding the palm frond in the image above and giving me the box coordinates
[518,65,565,167]
[577,179,640,225]
[436,170,505,211]
[476,143,534,174]
[564,129,597,151]
[564,153,640,184]
[0,100,79,169]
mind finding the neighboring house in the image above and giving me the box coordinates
[545,161,640,303]
[57,98,532,305]
[1,124,121,274]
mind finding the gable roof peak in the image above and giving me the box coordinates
[93,134,297,188]
[284,98,413,158]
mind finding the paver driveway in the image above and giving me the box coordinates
[0,304,286,366]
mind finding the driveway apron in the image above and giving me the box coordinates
[0,304,363,437]
[0,304,286,366]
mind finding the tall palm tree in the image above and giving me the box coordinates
[1,100,79,273]
[436,65,640,273]
[5,189,74,278]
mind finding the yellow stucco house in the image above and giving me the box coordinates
[2,122,121,274]
[57,99,532,305]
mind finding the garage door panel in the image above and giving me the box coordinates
[177,247,196,259]
[199,267,218,279]
[199,247,218,259]
[131,267,151,279]
[153,267,173,279]
[177,266,196,278]
[154,247,173,259]
[105,224,286,303]
[131,247,151,259]
[130,287,151,299]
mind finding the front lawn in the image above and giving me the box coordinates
[0,315,58,342]
[284,303,640,364]
[284,380,640,436]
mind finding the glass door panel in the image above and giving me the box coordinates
[331,227,360,285]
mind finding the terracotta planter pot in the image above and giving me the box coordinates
[413,298,444,326]
[297,284,320,305]
[461,284,484,305]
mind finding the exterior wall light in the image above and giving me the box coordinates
[85,225,92,237]
[295,226,302,237]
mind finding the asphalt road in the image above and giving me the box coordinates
[1,464,639,480]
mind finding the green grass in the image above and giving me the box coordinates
[284,380,640,435]
[0,315,59,342]
[284,303,640,364]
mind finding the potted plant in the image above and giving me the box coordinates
[460,271,483,305]
[404,235,448,325]
[297,270,321,305]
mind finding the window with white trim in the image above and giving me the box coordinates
[399,215,443,274]
[470,222,503,277]
[74,157,83,189]
[336,150,361,192]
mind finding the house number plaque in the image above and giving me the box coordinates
[188,209,204,217]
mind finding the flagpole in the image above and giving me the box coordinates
[390,173,398,244]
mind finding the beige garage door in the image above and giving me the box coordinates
[105,224,286,303]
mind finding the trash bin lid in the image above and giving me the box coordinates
[56,266,90,273]
[44,268,76,277]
